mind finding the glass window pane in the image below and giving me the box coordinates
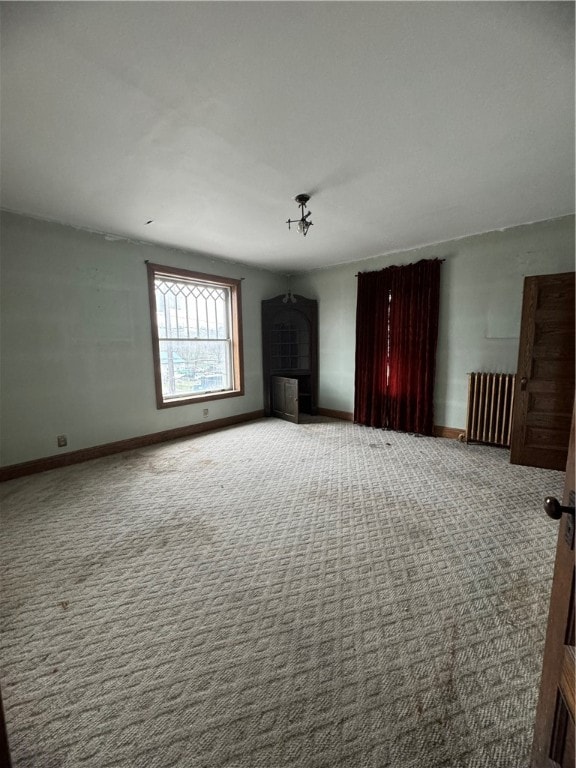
[150,265,241,406]
[159,340,231,399]
[155,280,230,341]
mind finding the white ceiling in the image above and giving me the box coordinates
[1,2,574,273]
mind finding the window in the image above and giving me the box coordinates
[147,263,243,408]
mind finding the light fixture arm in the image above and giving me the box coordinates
[286,193,313,236]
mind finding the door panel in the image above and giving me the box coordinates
[510,272,575,470]
[0,687,12,768]
[533,359,573,380]
[531,402,575,767]
[529,391,575,414]
[271,375,299,424]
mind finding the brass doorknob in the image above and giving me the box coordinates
[544,496,575,521]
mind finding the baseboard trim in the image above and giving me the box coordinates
[317,408,354,422]
[0,410,265,482]
[317,410,464,440]
[433,425,465,440]
[1,414,465,481]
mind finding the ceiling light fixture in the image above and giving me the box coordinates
[286,193,313,237]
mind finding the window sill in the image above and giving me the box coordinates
[156,389,244,409]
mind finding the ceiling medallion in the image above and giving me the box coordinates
[286,193,313,237]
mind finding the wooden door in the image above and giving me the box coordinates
[531,403,575,767]
[510,272,575,470]
[271,376,299,424]
[0,687,12,768]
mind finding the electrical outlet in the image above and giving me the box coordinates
[57,434,68,447]
[203,408,209,418]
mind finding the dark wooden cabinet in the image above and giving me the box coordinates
[262,294,318,422]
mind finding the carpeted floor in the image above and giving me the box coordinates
[0,418,564,768]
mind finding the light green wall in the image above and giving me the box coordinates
[2,212,573,466]
[0,212,285,465]
[292,215,575,429]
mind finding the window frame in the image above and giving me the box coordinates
[147,262,244,409]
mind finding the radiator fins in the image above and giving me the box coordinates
[464,372,516,448]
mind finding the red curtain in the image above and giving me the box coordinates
[354,258,441,435]
[354,269,392,427]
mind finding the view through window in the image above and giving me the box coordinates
[147,264,243,407]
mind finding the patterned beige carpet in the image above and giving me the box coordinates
[0,418,564,768]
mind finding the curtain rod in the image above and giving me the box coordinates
[355,257,445,276]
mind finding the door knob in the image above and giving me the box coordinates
[520,377,528,391]
[544,497,575,521]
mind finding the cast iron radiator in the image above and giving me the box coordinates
[461,372,516,447]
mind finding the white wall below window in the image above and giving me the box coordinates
[292,215,575,430]
[0,212,286,466]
